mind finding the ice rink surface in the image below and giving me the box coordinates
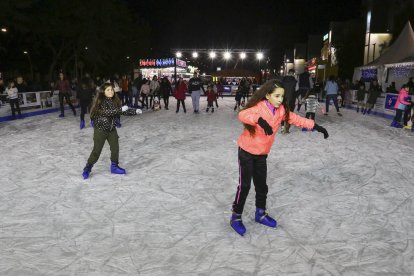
[0,97,413,275]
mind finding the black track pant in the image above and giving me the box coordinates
[232,147,268,214]
[10,99,21,117]
[176,100,186,112]
[59,92,75,114]
[305,112,315,120]
[80,99,92,121]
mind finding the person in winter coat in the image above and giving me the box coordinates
[188,72,205,113]
[281,69,297,133]
[324,75,342,116]
[364,80,382,114]
[81,82,143,179]
[77,75,95,129]
[140,79,150,109]
[391,84,411,128]
[6,80,21,119]
[301,89,322,131]
[174,77,187,113]
[229,79,329,236]
[54,72,76,118]
[205,85,217,113]
[149,75,160,109]
[159,77,173,110]
[356,83,366,113]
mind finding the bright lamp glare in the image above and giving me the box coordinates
[224,52,231,60]
[240,52,246,59]
[256,52,264,60]
[192,52,198,58]
[176,52,182,58]
[1,28,7,32]
[209,52,216,58]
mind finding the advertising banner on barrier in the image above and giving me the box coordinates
[385,94,398,110]
[384,93,398,116]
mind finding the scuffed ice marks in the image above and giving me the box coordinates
[0,98,413,275]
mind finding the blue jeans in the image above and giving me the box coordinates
[325,94,340,113]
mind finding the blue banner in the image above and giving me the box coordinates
[385,94,398,110]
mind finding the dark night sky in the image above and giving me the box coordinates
[125,0,362,68]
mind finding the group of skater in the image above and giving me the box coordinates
[75,74,330,237]
[3,70,413,238]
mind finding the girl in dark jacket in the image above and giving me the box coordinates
[159,77,172,110]
[82,82,142,179]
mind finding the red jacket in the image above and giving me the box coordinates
[238,101,315,155]
[174,82,187,100]
[206,90,217,102]
[55,79,70,92]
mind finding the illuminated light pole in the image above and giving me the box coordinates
[23,51,34,81]
[209,51,216,59]
[240,52,246,60]
[257,52,264,83]
[176,51,182,58]
[1,27,7,33]
[192,52,198,58]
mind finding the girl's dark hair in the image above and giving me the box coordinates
[241,79,290,136]
[90,82,121,119]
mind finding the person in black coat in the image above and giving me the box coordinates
[281,69,297,133]
[159,77,172,110]
[77,74,95,129]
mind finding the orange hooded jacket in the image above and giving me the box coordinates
[237,101,315,155]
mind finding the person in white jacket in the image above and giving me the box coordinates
[6,80,22,119]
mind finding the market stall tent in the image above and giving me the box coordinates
[353,21,414,89]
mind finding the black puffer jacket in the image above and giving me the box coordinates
[93,98,137,132]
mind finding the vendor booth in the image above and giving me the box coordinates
[212,69,259,96]
[138,58,188,83]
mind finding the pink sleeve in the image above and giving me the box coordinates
[238,105,260,125]
[287,111,315,129]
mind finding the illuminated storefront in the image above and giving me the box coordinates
[138,58,190,82]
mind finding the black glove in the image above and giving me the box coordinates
[258,117,273,135]
[313,124,329,139]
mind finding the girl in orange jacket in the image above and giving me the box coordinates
[230,79,329,236]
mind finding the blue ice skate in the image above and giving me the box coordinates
[115,119,122,128]
[255,208,277,228]
[390,120,403,128]
[111,161,126,174]
[230,213,246,236]
[80,120,85,129]
[91,120,95,127]
[82,163,93,179]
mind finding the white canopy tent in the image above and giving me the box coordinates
[353,21,414,90]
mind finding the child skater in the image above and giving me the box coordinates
[234,86,243,111]
[390,84,411,128]
[356,83,366,113]
[205,85,217,113]
[230,79,329,236]
[301,89,321,131]
[6,80,21,119]
[82,82,142,179]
